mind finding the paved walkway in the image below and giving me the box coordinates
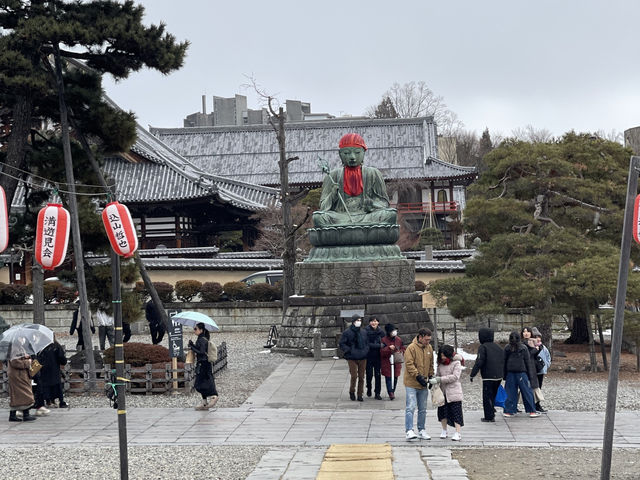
[2,356,639,478]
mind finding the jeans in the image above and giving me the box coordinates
[365,354,381,395]
[504,372,536,414]
[98,325,116,350]
[405,386,428,432]
[385,376,398,395]
[482,379,501,420]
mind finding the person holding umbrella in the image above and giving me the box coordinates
[188,322,219,411]
[380,323,405,400]
[7,337,36,422]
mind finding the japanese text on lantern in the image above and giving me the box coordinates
[42,215,57,258]
[107,212,129,249]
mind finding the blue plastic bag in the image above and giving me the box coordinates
[495,384,507,408]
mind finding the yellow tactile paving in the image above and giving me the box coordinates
[316,443,394,480]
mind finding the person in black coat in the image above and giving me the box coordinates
[469,327,504,422]
[38,338,68,408]
[364,316,385,400]
[339,314,369,401]
[69,304,95,351]
[145,300,166,345]
[188,322,218,411]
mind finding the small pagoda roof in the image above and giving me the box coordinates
[150,117,477,187]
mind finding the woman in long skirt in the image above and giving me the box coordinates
[188,323,218,411]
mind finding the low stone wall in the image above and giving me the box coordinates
[0,302,283,334]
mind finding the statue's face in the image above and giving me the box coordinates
[339,147,365,167]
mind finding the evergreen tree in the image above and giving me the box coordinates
[373,96,399,119]
[431,133,640,344]
[477,127,493,173]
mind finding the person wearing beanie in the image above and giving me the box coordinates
[365,317,385,399]
[339,314,369,401]
[469,327,504,422]
[380,323,405,400]
[312,133,397,227]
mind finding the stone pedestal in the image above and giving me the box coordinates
[276,259,433,356]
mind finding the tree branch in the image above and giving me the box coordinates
[289,187,309,203]
[548,190,610,213]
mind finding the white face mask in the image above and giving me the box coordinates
[354,320,362,328]
[391,330,398,337]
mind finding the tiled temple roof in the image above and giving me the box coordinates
[150,117,477,187]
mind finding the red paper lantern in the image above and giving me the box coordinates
[35,203,70,270]
[0,186,8,253]
[102,201,138,258]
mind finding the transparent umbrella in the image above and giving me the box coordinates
[0,323,54,361]
[171,312,220,332]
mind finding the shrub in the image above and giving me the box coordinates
[0,283,31,304]
[103,342,171,367]
[175,280,202,302]
[247,283,279,302]
[55,286,77,304]
[133,281,174,303]
[43,281,63,304]
[415,280,426,292]
[200,282,223,302]
[223,281,248,301]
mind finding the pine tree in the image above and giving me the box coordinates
[373,96,399,119]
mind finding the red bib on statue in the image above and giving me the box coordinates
[343,166,363,196]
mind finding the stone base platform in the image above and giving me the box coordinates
[275,292,433,356]
[295,259,415,296]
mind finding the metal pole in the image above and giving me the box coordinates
[600,155,640,480]
[111,249,129,479]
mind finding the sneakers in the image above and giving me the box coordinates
[366,387,372,397]
[208,396,219,408]
[406,429,418,441]
[357,396,363,402]
[451,432,461,441]
[36,407,50,416]
[194,404,209,411]
[59,402,69,409]
[440,430,447,439]
[503,413,515,418]
[374,394,383,400]
[389,392,395,400]
[418,430,431,440]
[528,412,541,418]
[536,406,548,413]
[481,417,495,422]
[349,392,356,401]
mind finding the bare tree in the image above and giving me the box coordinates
[250,204,312,260]
[510,125,554,143]
[367,81,464,136]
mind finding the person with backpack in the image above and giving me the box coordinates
[469,327,504,422]
[188,322,218,410]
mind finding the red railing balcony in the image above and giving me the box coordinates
[392,201,458,214]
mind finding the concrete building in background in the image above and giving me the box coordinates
[183,94,329,127]
[624,126,640,154]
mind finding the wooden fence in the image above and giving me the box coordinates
[0,342,227,396]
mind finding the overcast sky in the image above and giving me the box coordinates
[103,0,640,139]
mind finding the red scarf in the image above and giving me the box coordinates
[343,166,363,196]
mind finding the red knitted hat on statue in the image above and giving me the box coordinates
[339,133,367,151]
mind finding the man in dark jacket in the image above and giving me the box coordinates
[339,313,369,401]
[145,300,165,345]
[469,327,504,422]
[365,317,385,400]
[69,303,95,351]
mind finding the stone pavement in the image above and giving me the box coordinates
[2,356,639,479]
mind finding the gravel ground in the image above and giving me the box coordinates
[0,445,269,480]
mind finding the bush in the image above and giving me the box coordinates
[415,280,426,292]
[247,283,280,302]
[43,281,63,304]
[175,280,202,302]
[55,286,77,304]
[103,342,171,367]
[223,281,248,301]
[200,282,223,302]
[0,283,31,304]
[133,281,174,303]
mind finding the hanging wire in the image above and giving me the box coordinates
[0,162,111,190]
[0,169,112,197]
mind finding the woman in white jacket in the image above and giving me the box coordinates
[429,344,464,441]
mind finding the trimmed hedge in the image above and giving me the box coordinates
[223,281,248,301]
[247,283,280,302]
[175,280,202,302]
[415,280,426,292]
[103,342,171,367]
[200,282,223,302]
[135,281,174,303]
[0,283,31,304]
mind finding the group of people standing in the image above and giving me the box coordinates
[470,326,551,421]
[339,317,465,441]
